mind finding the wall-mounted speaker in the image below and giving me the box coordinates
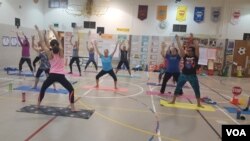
[15,18,20,28]
[71,22,76,28]
[97,27,104,35]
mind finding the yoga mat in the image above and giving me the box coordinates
[160,99,215,112]
[14,85,68,94]
[116,74,140,78]
[84,70,98,73]
[7,71,41,77]
[83,85,128,92]
[17,105,94,119]
[147,82,190,88]
[146,91,196,99]
[224,107,250,115]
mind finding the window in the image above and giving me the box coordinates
[49,0,68,8]
[84,21,96,29]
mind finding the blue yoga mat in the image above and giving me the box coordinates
[7,71,44,77]
[14,85,68,94]
[224,107,250,115]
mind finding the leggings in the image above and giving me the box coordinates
[174,74,200,98]
[158,68,166,82]
[35,68,49,78]
[69,57,81,73]
[38,73,74,103]
[96,69,117,81]
[19,57,33,72]
[116,60,130,69]
[85,60,98,70]
[160,72,182,94]
[33,56,40,68]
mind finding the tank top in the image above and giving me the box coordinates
[120,50,128,61]
[89,52,95,60]
[39,52,50,70]
[49,54,65,74]
[72,47,78,57]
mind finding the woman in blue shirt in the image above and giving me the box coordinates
[160,39,184,94]
[93,41,121,89]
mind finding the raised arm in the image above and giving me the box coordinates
[161,42,167,58]
[49,26,63,56]
[69,35,74,46]
[126,40,131,51]
[111,41,120,57]
[31,35,40,52]
[16,32,23,45]
[86,41,90,52]
[35,25,49,52]
[193,39,199,57]
[22,32,28,41]
[175,35,185,57]
[92,41,102,56]
[44,30,50,48]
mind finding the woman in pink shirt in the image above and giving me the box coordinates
[16,31,34,73]
[35,25,75,111]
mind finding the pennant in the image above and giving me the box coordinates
[176,6,187,22]
[157,5,167,21]
[231,9,241,25]
[194,7,205,23]
[211,7,221,22]
[138,5,148,20]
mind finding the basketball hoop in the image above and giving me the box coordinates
[65,4,83,16]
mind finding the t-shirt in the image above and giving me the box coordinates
[120,50,128,61]
[165,54,181,73]
[100,55,112,71]
[182,55,199,75]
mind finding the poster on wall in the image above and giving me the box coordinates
[2,36,10,46]
[211,7,221,22]
[230,9,241,25]
[176,6,187,22]
[194,7,205,23]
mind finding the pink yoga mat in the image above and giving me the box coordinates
[146,91,196,99]
[83,85,128,92]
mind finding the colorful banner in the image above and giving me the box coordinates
[176,6,187,22]
[211,7,221,22]
[157,5,167,21]
[138,5,148,21]
[194,7,205,23]
[231,9,241,25]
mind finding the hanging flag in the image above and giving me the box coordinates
[231,9,241,25]
[176,6,187,22]
[211,7,221,22]
[157,5,167,21]
[194,7,205,23]
[138,5,148,21]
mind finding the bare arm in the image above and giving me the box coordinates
[92,41,102,56]
[111,42,120,57]
[16,32,23,45]
[193,39,199,57]
[176,35,185,57]
[86,41,90,52]
[49,26,63,56]
[127,40,131,51]
[69,35,74,46]
[44,30,50,48]
[31,36,40,52]
[35,25,52,58]
[161,42,166,58]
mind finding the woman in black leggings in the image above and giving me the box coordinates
[35,25,76,111]
[93,41,121,89]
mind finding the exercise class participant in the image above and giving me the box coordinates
[84,41,98,71]
[68,34,81,76]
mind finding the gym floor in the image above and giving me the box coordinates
[0,67,249,141]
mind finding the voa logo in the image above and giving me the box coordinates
[226,129,246,136]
